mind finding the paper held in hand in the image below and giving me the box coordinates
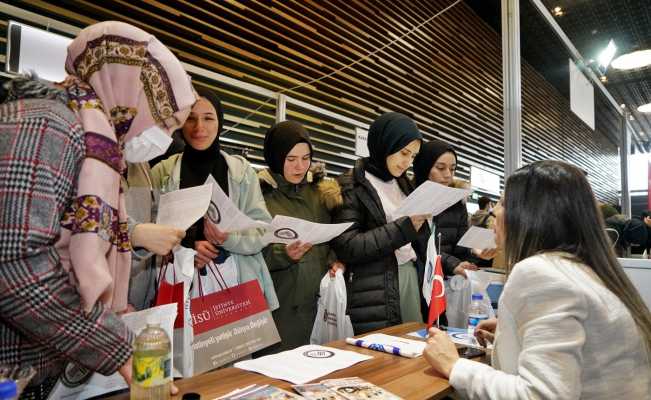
[205,175,269,232]
[394,181,471,218]
[262,215,353,245]
[457,226,497,250]
[156,184,213,230]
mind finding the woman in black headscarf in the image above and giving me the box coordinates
[150,86,279,310]
[332,112,430,334]
[413,140,494,277]
[258,120,343,352]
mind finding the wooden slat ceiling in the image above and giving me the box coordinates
[3,0,621,202]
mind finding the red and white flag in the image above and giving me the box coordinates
[423,229,446,327]
[427,255,446,327]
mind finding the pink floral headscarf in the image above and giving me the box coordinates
[56,21,196,312]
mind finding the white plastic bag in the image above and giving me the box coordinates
[444,275,471,328]
[310,269,354,344]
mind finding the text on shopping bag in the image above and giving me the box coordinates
[189,279,280,374]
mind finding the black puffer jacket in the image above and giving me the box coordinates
[434,200,473,276]
[332,159,430,334]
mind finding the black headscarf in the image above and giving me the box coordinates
[413,140,457,186]
[365,112,422,181]
[179,86,228,195]
[263,120,313,175]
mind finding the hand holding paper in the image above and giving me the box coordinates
[395,181,471,217]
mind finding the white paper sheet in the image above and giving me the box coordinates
[156,184,213,231]
[47,304,178,399]
[394,181,471,217]
[205,175,269,233]
[262,215,353,245]
[457,226,497,250]
[234,345,372,384]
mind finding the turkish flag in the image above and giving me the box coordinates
[427,255,446,328]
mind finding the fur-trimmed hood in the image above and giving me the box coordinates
[258,162,342,211]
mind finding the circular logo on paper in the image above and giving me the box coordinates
[303,349,335,358]
[61,362,93,388]
[207,201,221,224]
[274,228,298,240]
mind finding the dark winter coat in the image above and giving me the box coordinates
[434,200,473,276]
[332,159,430,334]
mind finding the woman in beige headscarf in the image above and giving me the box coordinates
[57,21,196,314]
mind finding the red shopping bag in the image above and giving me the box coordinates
[154,255,185,329]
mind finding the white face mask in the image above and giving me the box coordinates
[123,125,173,163]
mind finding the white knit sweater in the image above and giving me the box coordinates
[450,252,651,399]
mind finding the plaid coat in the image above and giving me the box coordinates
[0,77,133,385]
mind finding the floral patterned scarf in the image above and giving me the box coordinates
[56,21,196,312]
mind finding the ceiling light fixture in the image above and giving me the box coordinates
[638,103,651,113]
[598,39,617,69]
[552,6,564,17]
[611,49,651,70]
[600,75,608,83]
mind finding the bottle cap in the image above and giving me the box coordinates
[471,293,483,301]
[0,380,18,398]
[145,314,160,326]
[182,393,201,400]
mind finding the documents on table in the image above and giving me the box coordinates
[234,345,372,384]
[345,333,426,358]
[205,176,270,233]
[156,183,213,230]
[262,215,354,245]
[394,181,471,218]
[457,226,497,250]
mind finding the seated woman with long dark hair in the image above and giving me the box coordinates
[424,160,651,399]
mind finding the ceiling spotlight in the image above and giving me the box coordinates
[638,103,651,113]
[552,6,564,17]
[612,49,651,70]
[600,75,608,83]
[598,40,617,69]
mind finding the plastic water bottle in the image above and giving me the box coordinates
[467,293,489,335]
[0,380,17,400]
[131,315,172,400]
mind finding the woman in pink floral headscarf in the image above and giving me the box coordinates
[57,21,196,313]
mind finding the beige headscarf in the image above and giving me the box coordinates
[57,21,196,312]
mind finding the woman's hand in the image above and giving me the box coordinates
[473,247,497,260]
[423,327,460,378]
[409,214,431,231]
[194,240,219,269]
[475,317,497,347]
[131,223,185,255]
[204,218,229,244]
[328,261,345,277]
[453,261,478,278]
[286,241,313,262]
